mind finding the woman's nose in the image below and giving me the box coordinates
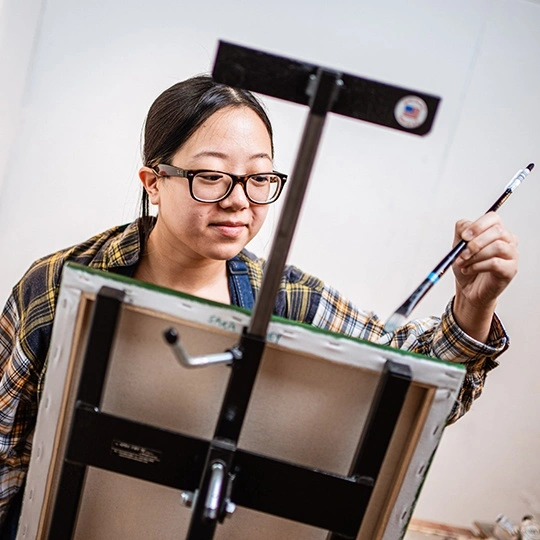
[219,182,250,209]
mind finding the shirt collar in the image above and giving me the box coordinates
[102,217,155,272]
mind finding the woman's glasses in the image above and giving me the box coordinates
[153,164,287,205]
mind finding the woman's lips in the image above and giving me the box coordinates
[210,222,247,238]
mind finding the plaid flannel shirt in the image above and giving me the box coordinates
[0,218,509,525]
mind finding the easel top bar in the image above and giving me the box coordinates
[212,40,441,136]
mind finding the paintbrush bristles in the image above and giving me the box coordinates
[383,312,406,333]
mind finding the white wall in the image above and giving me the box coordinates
[1,0,539,529]
[0,0,45,196]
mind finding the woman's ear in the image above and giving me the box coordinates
[139,167,160,205]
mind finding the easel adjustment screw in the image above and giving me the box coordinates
[180,491,195,508]
[225,501,236,518]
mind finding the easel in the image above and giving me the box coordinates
[36,42,441,539]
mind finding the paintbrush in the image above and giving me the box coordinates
[383,163,534,333]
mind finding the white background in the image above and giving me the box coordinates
[1,0,539,529]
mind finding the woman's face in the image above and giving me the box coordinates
[147,106,273,263]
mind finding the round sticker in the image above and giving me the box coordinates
[394,95,428,129]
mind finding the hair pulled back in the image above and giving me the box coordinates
[140,75,274,219]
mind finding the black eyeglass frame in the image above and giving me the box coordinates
[153,164,288,205]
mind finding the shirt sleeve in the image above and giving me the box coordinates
[312,284,509,424]
[0,293,37,527]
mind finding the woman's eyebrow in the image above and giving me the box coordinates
[249,152,273,161]
[191,150,272,161]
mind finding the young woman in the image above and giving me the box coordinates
[0,75,518,536]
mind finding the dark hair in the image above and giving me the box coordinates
[140,75,274,219]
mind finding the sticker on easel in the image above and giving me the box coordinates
[111,440,162,464]
[394,96,428,129]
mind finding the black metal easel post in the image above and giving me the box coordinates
[181,39,441,537]
[326,360,412,540]
[185,67,344,540]
[48,286,125,539]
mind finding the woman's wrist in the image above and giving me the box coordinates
[452,292,497,344]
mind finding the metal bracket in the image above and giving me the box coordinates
[164,328,242,368]
[213,40,441,135]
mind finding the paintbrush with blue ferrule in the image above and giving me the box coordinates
[383,163,534,333]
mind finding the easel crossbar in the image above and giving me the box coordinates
[64,405,372,537]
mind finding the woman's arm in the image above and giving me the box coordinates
[0,294,37,530]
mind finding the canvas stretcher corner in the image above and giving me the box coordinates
[17,264,464,540]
